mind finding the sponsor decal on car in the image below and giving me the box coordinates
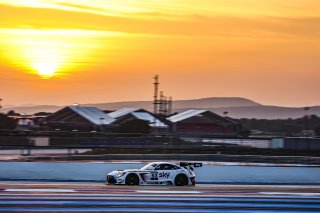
[158,172,170,178]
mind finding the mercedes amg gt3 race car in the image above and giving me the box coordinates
[106,162,202,186]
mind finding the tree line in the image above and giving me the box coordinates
[0,113,16,130]
[236,115,320,136]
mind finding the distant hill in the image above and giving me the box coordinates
[2,105,63,115]
[2,97,319,119]
[86,97,260,112]
[179,106,320,119]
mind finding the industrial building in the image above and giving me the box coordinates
[38,104,241,136]
[109,108,168,133]
[167,109,240,136]
[108,108,147,119]
[40,106,115,132]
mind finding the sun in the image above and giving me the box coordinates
[34,62,56,79]
[0,29,123,79]
[28,46,62,79]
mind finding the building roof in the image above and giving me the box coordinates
[167,109,207,123]
[131,112,168,128]
[108,108,139,119]
[68,106,115,125]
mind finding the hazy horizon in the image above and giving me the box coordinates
[2,96,320,109]
[1,1,319,107]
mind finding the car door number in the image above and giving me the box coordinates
[151,172,158,180]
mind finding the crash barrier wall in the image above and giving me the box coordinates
[272,137,320,150]
[18,153,320,165]
[0,162,320,184]
[2,136,320,152]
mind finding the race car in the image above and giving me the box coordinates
[106,162,202,186]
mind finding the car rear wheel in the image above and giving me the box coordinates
[125,174,139,185]
[174,174,188,186]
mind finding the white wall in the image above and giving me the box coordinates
[0,162,319,184]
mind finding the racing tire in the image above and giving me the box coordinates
[174,174,188,186]
[125,174,140,185]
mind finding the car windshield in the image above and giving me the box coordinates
[140,163,158,170]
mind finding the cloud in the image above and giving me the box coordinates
[267,16,320,37]
[51,2,106,11]
[45,1,128,17]
[1,3,320,39]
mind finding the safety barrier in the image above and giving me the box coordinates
[0,161,319,184]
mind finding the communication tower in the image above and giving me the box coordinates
[153,75,173,117]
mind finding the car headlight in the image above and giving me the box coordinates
[116,171,126,177]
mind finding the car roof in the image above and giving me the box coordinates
[150,162,176,165]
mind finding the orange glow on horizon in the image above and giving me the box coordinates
[0,0,320,107]
[0,29,125,79]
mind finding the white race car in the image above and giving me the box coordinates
[106,162,202,186]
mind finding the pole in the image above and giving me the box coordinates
[304,107,310,131]
[168,96,173,116]
[153,75,159,115]
[0,98,2,112]
[159,91,164,116]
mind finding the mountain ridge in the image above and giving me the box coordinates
[2,97,319,119]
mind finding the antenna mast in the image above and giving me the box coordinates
[153,75,159,115]
[168,96,173,116]
[153,75,173,117]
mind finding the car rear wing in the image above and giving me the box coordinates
[180,162,203,168]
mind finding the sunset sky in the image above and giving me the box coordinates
[0,0,319,107]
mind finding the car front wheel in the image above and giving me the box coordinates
[125,174,139,185]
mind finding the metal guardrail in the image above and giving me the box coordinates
[18,153,320,165]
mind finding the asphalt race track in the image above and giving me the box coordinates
[0,182,320,212]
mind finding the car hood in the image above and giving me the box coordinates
[120,169,142,172]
